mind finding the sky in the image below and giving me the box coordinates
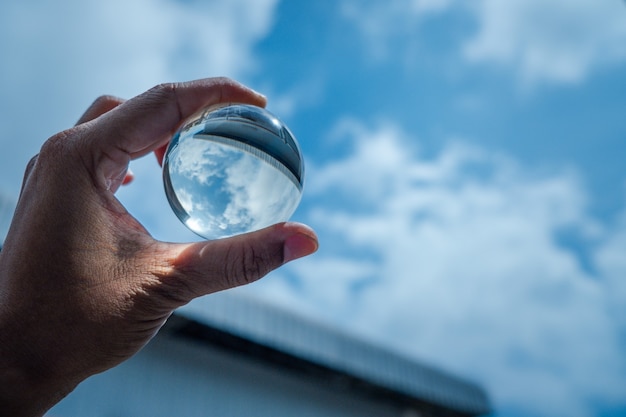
[1,1,625,416]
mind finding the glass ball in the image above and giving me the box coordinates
[163,104,304,240]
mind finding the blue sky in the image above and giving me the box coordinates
[1,1,626,416]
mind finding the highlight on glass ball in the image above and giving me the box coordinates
[162,103,305,240]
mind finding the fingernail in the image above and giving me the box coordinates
[256,92,268,107]
[283,232,319,264]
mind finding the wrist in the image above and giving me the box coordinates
[0,296,78,417]
[0,365,68,417]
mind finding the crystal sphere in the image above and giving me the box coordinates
[163,104,304,240]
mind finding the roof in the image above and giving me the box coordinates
[0,191,489,415]
[175,292,491,416]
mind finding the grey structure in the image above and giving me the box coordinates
[181,293,490,416]
[0,190,490,417]
[48,292,490,417]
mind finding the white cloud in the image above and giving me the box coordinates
[411,0,452,14]
[464,0,626,86]
[0,0,278,195]
[596,207,626,328]
[1,0,277,93]
[341,0,626,86]
[245,119,626,417]
[2,2,624,416]
[0,0,280,243]
[340,0,450,61]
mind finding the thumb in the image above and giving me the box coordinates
[152,222,318,305]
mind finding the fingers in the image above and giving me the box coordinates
[154,223,318,305]
[76,95,125,125]
[71,95,134,188]
[105,78,267,158]
[154,144,167,167]
[18,155,39,199]
[121,168,134,185]
[19,96,126,197]
[85,78,266,191]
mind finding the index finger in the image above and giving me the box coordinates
[84,77,267,190]
[75,95,125,126]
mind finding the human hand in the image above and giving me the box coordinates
[0,77,318,417]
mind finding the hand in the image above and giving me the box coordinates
[0,77,318,417]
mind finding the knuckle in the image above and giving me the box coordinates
[213,76,234,86]
[144,82,183,121]
[18,130,81,195]
[86,95,113,111]
[19,153,40,194]
[76,95,124,125]
[39,129,82,164]
[23,154,39,178]
[38,131,72,164]
[149,82,178,100]
[92,94,116,106]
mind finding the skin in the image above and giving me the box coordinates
[0,77,319,417]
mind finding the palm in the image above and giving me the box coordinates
[0,78,318,417]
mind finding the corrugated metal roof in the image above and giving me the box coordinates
[179,292,491,416]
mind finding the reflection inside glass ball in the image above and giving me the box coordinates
[163,104,304,240]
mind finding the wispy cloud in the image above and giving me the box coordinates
[2,2,624,416]
[340,0,450,62]
[341,0,626,86]
[246,119,626,417]
[0,0,279,194]
[464,0,626,87]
